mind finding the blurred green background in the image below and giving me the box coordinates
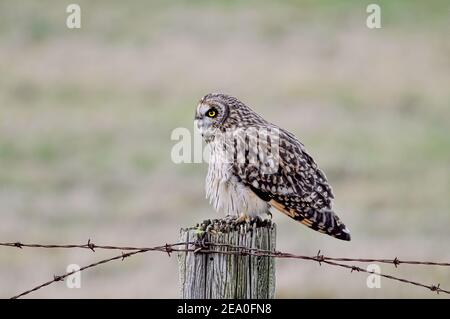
[0,0,449,298]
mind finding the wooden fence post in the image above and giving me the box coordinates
[178,219,276,299]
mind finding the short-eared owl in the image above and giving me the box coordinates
[195,93,351,241]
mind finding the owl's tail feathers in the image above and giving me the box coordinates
[270,200,351,241]
[311,210,351,241]
[302,208,351,241]
[304,209,351,241]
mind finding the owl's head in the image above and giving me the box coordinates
[195,93,259,142]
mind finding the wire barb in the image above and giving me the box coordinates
[165,243,173,257]
[351,266,361,273]
[315,250,325,266]
[121,252,132,261]
[87,239,96,252]
[430,284,441,294]
[2,240,450,298]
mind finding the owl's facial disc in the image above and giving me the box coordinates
[195,102,221,141]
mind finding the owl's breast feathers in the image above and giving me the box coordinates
[206,140,270,218]
[234,126,351,241]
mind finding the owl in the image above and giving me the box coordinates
[195,93,351,241]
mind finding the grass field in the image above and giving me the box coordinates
[0,0,449,298]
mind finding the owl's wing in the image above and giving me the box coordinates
[233,126,351,241]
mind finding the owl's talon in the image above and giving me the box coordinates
[234,214,250,225]
[251,216,264,226]
[207,228,219,235]
[223,215,236,223]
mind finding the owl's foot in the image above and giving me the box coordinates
[192,215,271,237]
[225,214,265,227]
[223,214,237,223]
[234,214,251,225]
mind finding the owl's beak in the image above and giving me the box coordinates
[195,119,215,142]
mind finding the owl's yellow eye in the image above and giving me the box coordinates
[207,109,217,118]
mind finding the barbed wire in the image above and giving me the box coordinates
[10,248,148,299]
[3,239,450,267]
[2,239,449,298]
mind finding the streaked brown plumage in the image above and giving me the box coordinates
[195,93,351,241]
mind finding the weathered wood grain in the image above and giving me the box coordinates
[178,220,276,299]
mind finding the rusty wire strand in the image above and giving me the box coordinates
[10,248,151,299]
[0,241,188,252]
[2,240,450,267]
[2,240,449,298]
